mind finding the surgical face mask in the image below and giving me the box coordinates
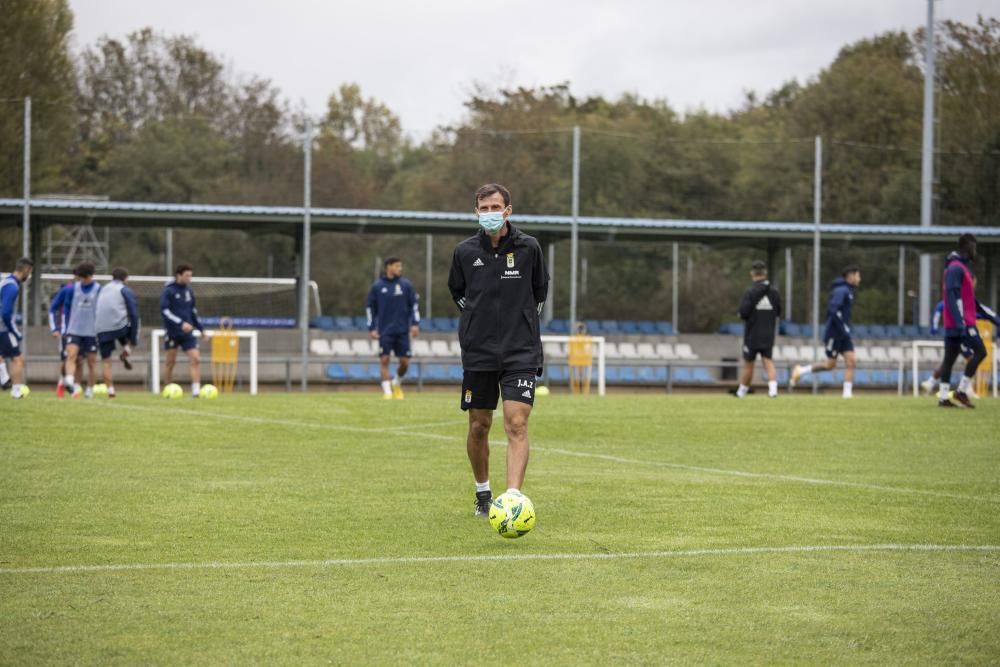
[478,211,506,233]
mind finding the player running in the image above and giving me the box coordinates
[936,234,988,408]
[62,262,101,399]
[160,263,205,397]
[95,267,140,398]
[366,256,420,399]
[448,183,549,517]
[48,267,82,398]
[734,260,782,398]
[790,266,861,398]
[0,258,34,398]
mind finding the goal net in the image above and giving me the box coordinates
[150,328,259,395]
[39,274,320,328]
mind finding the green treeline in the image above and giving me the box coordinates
[2,1,998,329]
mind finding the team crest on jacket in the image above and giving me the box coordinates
[506,253,515,268]
[394,284,403,296]
[464,389,472,403]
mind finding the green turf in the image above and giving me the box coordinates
[1,392,998,664]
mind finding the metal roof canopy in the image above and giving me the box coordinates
[1,198,998,251]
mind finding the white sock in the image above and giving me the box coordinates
[958,376,972,393]
[65,374,75,388]
[391,375,402,387]
[924,375,938,388]
[768,380,777,396]
[796,364,812,378]
[475,481,490,494]
[108,386,116,396]
[381,380,392,395]
[192,381,200,396]
[736,384,749,397]
[506,487,520,494]
[939,383,950,400]
[842,381,853,398]
[0,363,9,385]
[12,383,22,398]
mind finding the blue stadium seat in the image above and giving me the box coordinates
[784,322,802,337]
[352,316,369,330]
[584,319,602,334]
[655,321,674,335]
[618,367,637,383]
[621,320,640,335]
[602,320,622,334]
[671,367,692,383]
[311,316,336,330]
[547,365,569,382]
[431,317,454,331]
[885,325,904,338]
[902,325,920,338]
[447,364,464,381]
[637,366,665,383]
[325,363,348,381]
[334,316,355,331]
[638,320,657,335]
[868,325,888,338]
[605,366,622,382]
[852,324,870,338]
[692,367,715,384]
[546,319,570,334]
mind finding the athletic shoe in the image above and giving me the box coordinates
[920,377,937,394]
[56,382,65,398]
[119,348,133,371]
[966,386,980,400]
[953,391,975,409]
[84,387,94,399]
[392,384,405,400]
[789,366,801,388]
[937,398,958,408]
[382,393,393,400]
[72,386,82,400]
[1,379,10,391]
[474,490,492,517]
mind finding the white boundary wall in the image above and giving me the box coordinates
[151,329,258,395]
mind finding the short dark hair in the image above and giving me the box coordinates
[76,261,95,278]
[14,257,33,273]
[474,183,511,209]
[112,267,128,281]
[843,265,860,277]
[751,260,767,277]
[959,233,977,254]
[384,256,401,269]
[174,263,193,276]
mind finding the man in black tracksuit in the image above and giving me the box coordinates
[448,183,549,517]
[735,261,782,398]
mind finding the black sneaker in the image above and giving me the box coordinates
[474,491,492,517]
[953,391,975,409]
[937,398,958,408]
[119,349,133,371]
[0,379,10,391]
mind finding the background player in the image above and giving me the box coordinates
[366,256,420,399]
[95,267,140,398]
[160,263,205,397]
[734,260,782,398]
[936,234,987,408]
[48,267,81,398]
[62,262,101,398]
[448,183,549,516]
[0,258,34,398]
[790,266,861,398]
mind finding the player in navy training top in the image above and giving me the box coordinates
[366,256,420,399]
[790,266,861,398]
[48,267,81,398]
[0,257,34,398]
[160,263,206,397]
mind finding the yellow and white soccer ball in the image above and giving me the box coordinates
[488,491,536,539]
[535,385,550,397]
[92,383,109,396]
[19,385,30,397]
[200,384,219,399]
[161,383,183,399]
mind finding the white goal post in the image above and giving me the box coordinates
[908,339,997,398]
[540,334,606,396]
[151,329,258,395]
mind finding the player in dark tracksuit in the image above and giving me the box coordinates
[791,266,861,398]
[734,261,782,398]
[367,256,420,400]
[936,234,988,408]
[160,263,206,397]
[448,183,549,517]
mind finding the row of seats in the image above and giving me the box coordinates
[310,316,675,335]
[771,344,944,363]
[719,321,936,339]
[323,363,917,387]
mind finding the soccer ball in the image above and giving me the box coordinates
[161,383,183,399]
[488,491,536,539]
[19,385,30,397]
[92,383,109,396]
[200,384,219,399]
[536,385,550,397]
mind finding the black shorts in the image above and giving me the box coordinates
[742,344,773,362]
[460,369,537,411]
[98,327,130,359]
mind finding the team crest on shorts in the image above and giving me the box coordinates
[464,389,472,403]
[506,253,515,268]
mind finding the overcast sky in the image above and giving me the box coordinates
[69,0,998,138]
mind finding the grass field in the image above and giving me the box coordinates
[1,391,998,664]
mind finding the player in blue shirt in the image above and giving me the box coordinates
[366,256,420,399]
[1,257,34,398]
[160,263,206,397]
[60,262,101,398]
[48,268,80,398]
[790,266,861,398]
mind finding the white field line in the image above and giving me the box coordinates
[104,403,999,504]
[1,544,997,576]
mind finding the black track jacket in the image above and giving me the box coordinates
[738,279,782,350]
[448,223,549,372]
